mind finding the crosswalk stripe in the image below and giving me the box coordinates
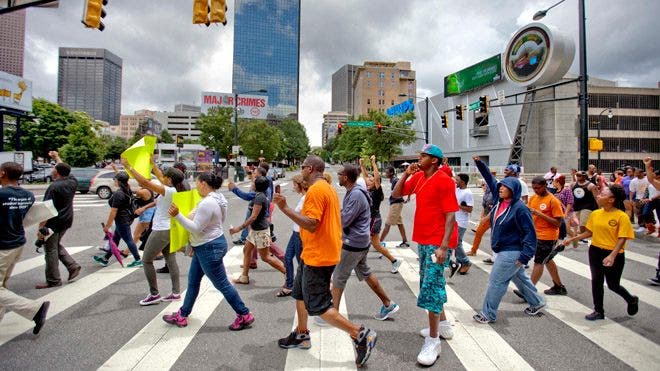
[100,245,244,370]
[467,244,660,371]
[0,261,140,346]
[388,246,534,371]
[72,204,106,208]
[11,246,94,276]
[624,250,658,267]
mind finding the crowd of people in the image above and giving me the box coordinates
[0,146,658,367]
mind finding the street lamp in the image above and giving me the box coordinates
[399,93,430,144]
[534,0,589,170]
[233,89,267,180]
[596,108,613,163]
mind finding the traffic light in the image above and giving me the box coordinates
[82,0,107,31]
[193,0,209,25]
[176,135,184,148]
[337,123,343,135]
[455,105,464,121]
[441,113,448,128]
[377,122,383,134]
[209,0,228,25]
[479,95,489,114]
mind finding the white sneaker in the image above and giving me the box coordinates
[419,322,454,340]
[635,227,647,233]
[313,316,329,327]
[391,259,402,274]
[417,336,441,366]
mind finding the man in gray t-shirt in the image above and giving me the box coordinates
[330,164,399,321]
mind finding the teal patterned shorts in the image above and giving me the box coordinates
[417,244,448,314]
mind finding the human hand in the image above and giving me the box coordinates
[273,193,287,209]
[103,226,110,234]
[135,207,144,216]
[48,150,59,159]
[120,157,129,167]
[602,254,615,267]
[228,182,236,191]
[229,226,240,235]
[643,157,652,166]
[433,247,448,264]
[370,155,376,163]
[472,155,480,162]
[359,158,364,167]
[405,163,419,175]
[168,204,179,217]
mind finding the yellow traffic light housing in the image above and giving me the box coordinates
[82,0,107,31]
[441,113,448,128]
[589,138,603,151]
[455,105,464,121]
[193,0,209,25]
[209,0,227,25]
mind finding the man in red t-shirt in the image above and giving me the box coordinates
[392,144,458,366]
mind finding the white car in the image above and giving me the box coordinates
[90,170,160,199]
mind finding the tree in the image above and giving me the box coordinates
[18,98,73,159]
[277,119,310,163]
[103,135,129,160]
[159,129,174,143]
[59,112,105,167]
[238,120,283,161]
[195,107,234,159]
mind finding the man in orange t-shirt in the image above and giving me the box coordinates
[272,156,377,367]
[526,176,567,296]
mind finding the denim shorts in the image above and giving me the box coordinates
[417,244,448,314]
[138,207,155,223]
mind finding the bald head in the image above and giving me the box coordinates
[305,156,325,173]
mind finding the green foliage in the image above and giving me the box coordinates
[276,119,310,162]
[128,127,143,146]
[195,106,234,158]
[19,98,73,158]
[103,135,129,159]
[159,129,174,143]
[238,120,283,161]
[59,112,104,167]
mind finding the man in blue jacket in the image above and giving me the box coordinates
[473,156,545,323]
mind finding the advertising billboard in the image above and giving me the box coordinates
[444,54,502,97]
[0,71,33,112]
[201,92,269,119]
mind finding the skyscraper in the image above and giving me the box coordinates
[331,64,357,115]
[0,9,26,77]
[57,48,122,125]
[352,61,416,116]
[232,0,300,120]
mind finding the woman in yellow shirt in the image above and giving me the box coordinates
[564,184,638,321]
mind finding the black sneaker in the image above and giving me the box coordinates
[627,296,639,316]
[483,258,494,265]
[585,311,605,321]
[233,239,245,245]
[32,301,50,334]
[449,261,461,278]
[278,330,311,349]
[156,265,169,274]
[649,276,660,286]
[542,244,565,265]
[544,285,567,295]
[354,326,377,367]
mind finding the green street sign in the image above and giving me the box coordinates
[468,101,480,111]
[346,121,374,128]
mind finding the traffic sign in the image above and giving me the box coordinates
[346,121,374,128]
[232,145,240,154]
[468,101,480,111]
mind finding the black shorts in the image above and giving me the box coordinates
[291,261,335,316]
[370,216,382,235]
[534,239,557,264]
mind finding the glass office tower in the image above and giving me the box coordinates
[232,0,300,120]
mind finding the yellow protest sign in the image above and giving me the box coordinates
[170,189,202,253]
[121,135,156,178]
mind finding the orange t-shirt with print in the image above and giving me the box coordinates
[300,179,342,267]
[528,193,564,240]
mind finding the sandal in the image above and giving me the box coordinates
[276,288,292,297]
[232,275,250,284]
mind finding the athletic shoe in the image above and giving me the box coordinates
[374,303,399,321]
[390,259,402,274]
[163,310,188,327]
[483,258,494,265]
[524,302,545,316]
[354,326,377,367]
[585,311,605,321]
[635,227,647,233]
[278,329,311,349]
[127,260,142,268]
[419,321,454,340]
[579,239,589,245]
[648,276,660,286]
[232,239,245,245]
[139,294,162,306]
[229,312,255,331]
[417,336,441,366]
[448,261,461,278]
[544,285,567,295]
[162,293,181,302]
[398,241,410,248]
[542,244,565,264]
[32,301,50,335]
[93,255,108,267]
[473,313,494,324]
[627,296,639,316]
[313,316,329,327]
[156,265,169,274]
[380,242,387,248]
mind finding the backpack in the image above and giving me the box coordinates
[126,191,139,219]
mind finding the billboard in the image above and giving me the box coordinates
[444,54,502,97]
[387,99,414,116]
[201,92,269,119]
[0,71,33,112]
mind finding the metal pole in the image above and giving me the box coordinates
[425,97,429,144]
[597,120,601,163]
[16,116,21,151]
[0,113,4,152]
[578,0,589,171]
[233,93,238,181]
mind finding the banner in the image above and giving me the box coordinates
[170,190,202,253]
[121,135,157,178]
[200,91,269,119]
[444,54,502,97]
[0,71,33,112]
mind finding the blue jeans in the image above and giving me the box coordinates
[445,227,470,265]
[105,222,140,260]
[180,235,249,317]
[284,231,303,289]
[481,250,543,321]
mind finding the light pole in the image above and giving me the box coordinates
[534,0,589,170]
[233,89,267,180]
[596,108,613,163]
[399,94,429,144]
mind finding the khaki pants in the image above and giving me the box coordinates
[0,246,42,323]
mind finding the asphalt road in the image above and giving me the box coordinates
[1,166,659,370]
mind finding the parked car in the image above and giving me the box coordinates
[69,168,101,194]
[26,164,53,183]
[90,170,160,199]
[272,167,284,179]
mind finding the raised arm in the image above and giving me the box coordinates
[359,157,369,185]
[643,157,660,189]
[150,155,166,184]
[473,155,497,197]
[370,155,381,188]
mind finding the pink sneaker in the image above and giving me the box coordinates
[162,293,181,302]
[228,312,254,331]
[162,310,188,327]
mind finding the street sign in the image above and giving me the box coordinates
[232,145,240,154]
[346,121,374,128]
[468,101,480,111]
[497,90,505,105]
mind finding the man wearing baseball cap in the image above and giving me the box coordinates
[503,163,529,204]
[392,143,459,366]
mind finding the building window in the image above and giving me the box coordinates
[391,100,395,105]
[379,72,385,79]
[378,90,385,97]
[391,73,395,80]
[367,81,371,87]
[379,80,384,87]
[367,99,370,105]
[366,72,371,78]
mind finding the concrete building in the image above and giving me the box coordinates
[352,61,416,116]
[153,105,201,140]
[118,110,158,139]
[322,111,349,147]
[57,48,122,125]
[331,64,357,115]
[0,9,25,76]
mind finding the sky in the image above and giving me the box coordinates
[19,0,660,147]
